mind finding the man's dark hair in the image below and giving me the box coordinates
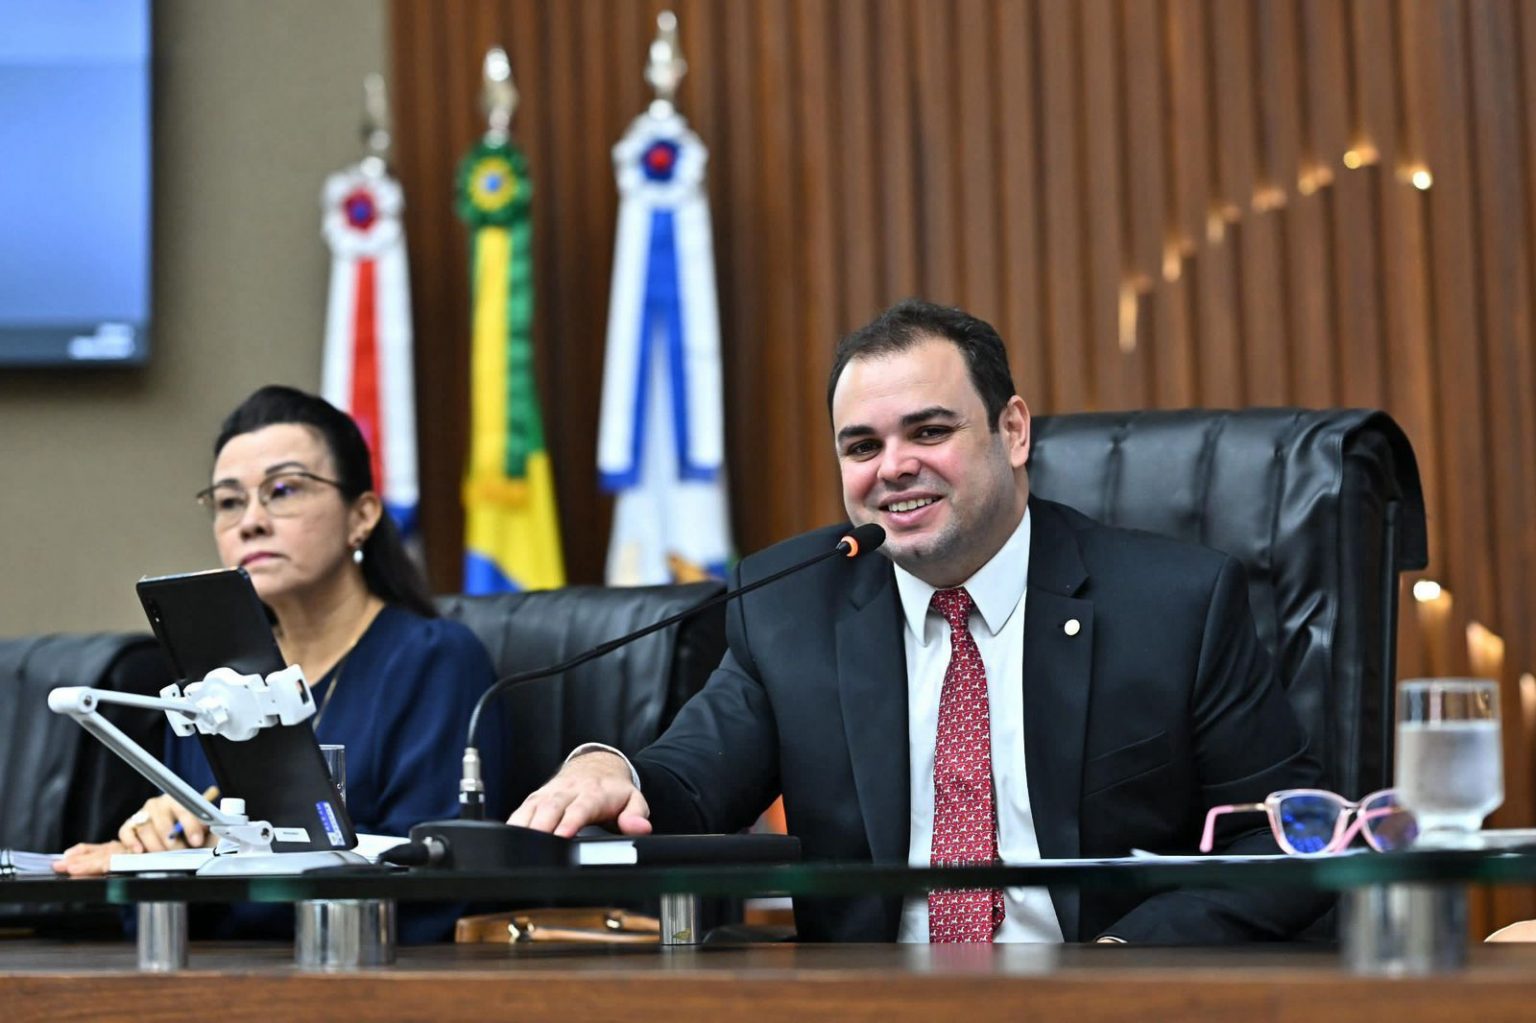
[215,385,438,619]
[826,299,1018,430]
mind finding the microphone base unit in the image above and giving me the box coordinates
[407,819,571,870]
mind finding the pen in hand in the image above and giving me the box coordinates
[168,786,220,846]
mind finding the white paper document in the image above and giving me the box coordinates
[108,832,406,873]
[0,849,62,876]
[108,847,212,873]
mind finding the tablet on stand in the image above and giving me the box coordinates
[126,568,361,872]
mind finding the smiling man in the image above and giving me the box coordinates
[512,299,1329,944]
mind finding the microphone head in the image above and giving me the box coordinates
[839,522,886,558]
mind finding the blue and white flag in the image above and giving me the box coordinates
[597,108,732,585]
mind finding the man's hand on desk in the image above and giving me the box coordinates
[508,750,653,839]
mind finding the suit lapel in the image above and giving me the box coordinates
[836,557,910,870]
[1022,498,1093,941]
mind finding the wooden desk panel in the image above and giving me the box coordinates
[4,942,1536,1022]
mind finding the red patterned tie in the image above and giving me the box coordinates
[928,586,1005,942]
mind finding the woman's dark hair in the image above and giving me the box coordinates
[214,385,437,618]
[826,299,1018,429]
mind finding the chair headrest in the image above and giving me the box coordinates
[1030,408,1426,569]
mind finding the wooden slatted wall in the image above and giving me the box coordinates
[391,0,1536,933]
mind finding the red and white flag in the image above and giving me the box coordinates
[321,167,419,535]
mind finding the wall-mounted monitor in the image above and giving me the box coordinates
[0,0,152,367]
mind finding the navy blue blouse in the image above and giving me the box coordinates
[163,605,506,942]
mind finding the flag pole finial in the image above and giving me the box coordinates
[645,11,686,116]
[360,73,391,177]
[482,47,518,144]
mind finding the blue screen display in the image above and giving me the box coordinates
[0,0,151,366]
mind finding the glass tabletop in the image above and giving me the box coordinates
[7,849,1536,906]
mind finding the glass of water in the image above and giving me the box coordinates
[319,743,347,806]
[1395,678,1503,848]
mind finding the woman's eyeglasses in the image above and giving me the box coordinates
[195,471,345,528]
[1200,788,1418,856]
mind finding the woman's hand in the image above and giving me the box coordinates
[53,785,221,876]
[117,788,219,852]
[52,841,126,877]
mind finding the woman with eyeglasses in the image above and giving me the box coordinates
[55,385,505,940]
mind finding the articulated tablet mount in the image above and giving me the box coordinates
[48,666,366,876]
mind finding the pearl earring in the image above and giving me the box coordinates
[352,546,364,565]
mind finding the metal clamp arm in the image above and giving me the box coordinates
[46,687,238,828]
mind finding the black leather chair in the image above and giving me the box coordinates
[440,410,1422,821]
[436,581,727,810]
[0,633,171,855]
[1029,408,1428,798]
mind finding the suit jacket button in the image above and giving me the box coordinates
[1064,618,1081,637]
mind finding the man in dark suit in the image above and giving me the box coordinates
[513,300,1328,943]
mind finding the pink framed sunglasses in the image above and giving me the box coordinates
[1200,788,1417,856]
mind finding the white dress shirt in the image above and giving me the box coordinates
[893,507,1063,943]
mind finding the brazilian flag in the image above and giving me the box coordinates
[457,139,564,592]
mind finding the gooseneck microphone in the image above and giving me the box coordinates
[394,523,884,870]
[456,521,886,818]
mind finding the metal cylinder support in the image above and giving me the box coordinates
[1340,883,1468,974]
[294,898,396,970]
[659,892,701,946]
[137,901,188,972]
